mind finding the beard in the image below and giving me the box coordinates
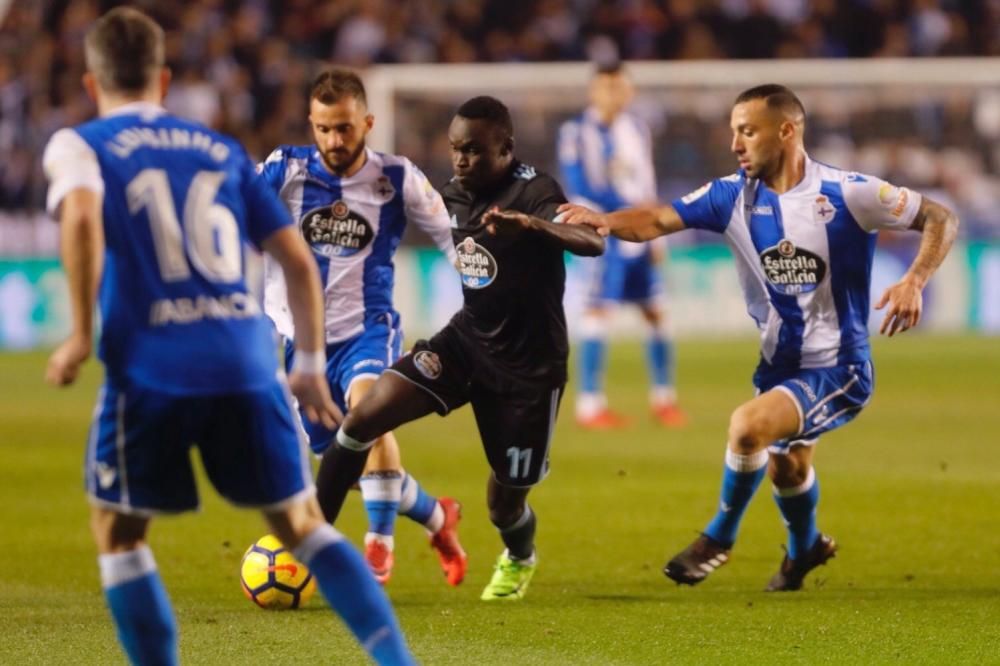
[319,140,366,176]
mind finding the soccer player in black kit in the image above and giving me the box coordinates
[315,96,604,600]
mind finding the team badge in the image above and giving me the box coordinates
[760,239,827,295]
[456,236,498,289]
[413,350,442,380]
[812,195,835,224]
[374,176,396,201]
[301,201,374,258]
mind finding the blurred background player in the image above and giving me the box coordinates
[558,84,958,591]
[314,96,605,601]
[258,68,467,586]
[557,61,685,429]
[42,8,413,664]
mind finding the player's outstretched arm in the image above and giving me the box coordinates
[484,208,605,256]
[262,226,343,428]
[875,196,959,336]
[46,188,104,387]
[556,202,686,242]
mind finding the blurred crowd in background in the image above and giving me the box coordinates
[1,0,998,238]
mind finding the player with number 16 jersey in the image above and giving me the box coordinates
[41,8,413,665]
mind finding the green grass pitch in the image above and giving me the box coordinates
[1,335,998,664]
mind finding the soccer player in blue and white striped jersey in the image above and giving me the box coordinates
[558,84,959,591]
[43,8,412,664]
[557,62,685,429]
[258,69,466,587]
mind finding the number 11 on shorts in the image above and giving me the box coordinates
[506,447,532,480]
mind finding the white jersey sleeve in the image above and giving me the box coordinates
[842,173,922,233]
[43,128,104,216]
[402,159,458,265]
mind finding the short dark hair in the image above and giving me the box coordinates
[455,96,513,141]
[84,7,164,93]
[311,68,367,106]
[734,84,806,119]
[594,59,624,77]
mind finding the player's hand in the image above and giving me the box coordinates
[483,208,532,237]
[45,335,91,387]
[555,203,610,236]
[288,371,343,429]
[875,276,923,337]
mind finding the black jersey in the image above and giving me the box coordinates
[440,161,569,385]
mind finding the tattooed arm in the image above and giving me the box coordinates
[875,196,960,336]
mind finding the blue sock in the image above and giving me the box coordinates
[703,449,769,548]
[295,525,414,665]
[99,546,178,666]
[360,471,403,546]
[398,472,441,529]
[774,467,821,560]
[579,336,606,395]
[646,333,673,390]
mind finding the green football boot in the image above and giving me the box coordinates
[480,550,536,601]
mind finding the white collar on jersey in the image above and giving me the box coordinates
[104,101,167,118]
[583,106,624,129]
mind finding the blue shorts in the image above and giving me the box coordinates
[588,254,662,306]
[85,377,313,516]
[285,313,403,453]
[754,359,874,454]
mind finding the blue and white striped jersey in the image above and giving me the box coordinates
[258,146,456,343]
[672,155,922,370]
[558,108,662,259]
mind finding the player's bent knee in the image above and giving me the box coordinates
[341,408,382,445]
[727,407,768,454]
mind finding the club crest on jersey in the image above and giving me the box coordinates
[413,350,442,380]
[456,236,498,289]
[760,239,827,295]
[374,176,396,201]
[301,201,374,258]
[812,195,836,224]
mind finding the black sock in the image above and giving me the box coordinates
[315,441,370,523]
[498,506,536,561]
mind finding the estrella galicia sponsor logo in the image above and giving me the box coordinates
[760,239,827,294]
[456,236,498,289]
[413,350,442,380]
[300,200,374,258]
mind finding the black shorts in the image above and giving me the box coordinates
[387,324,564,487]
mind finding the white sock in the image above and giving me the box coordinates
[98,545,157,588]
[575,392,607,418]
[424,503,445,534]
[650,385,677,407]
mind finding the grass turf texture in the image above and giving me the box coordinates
[1,335,998,665]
